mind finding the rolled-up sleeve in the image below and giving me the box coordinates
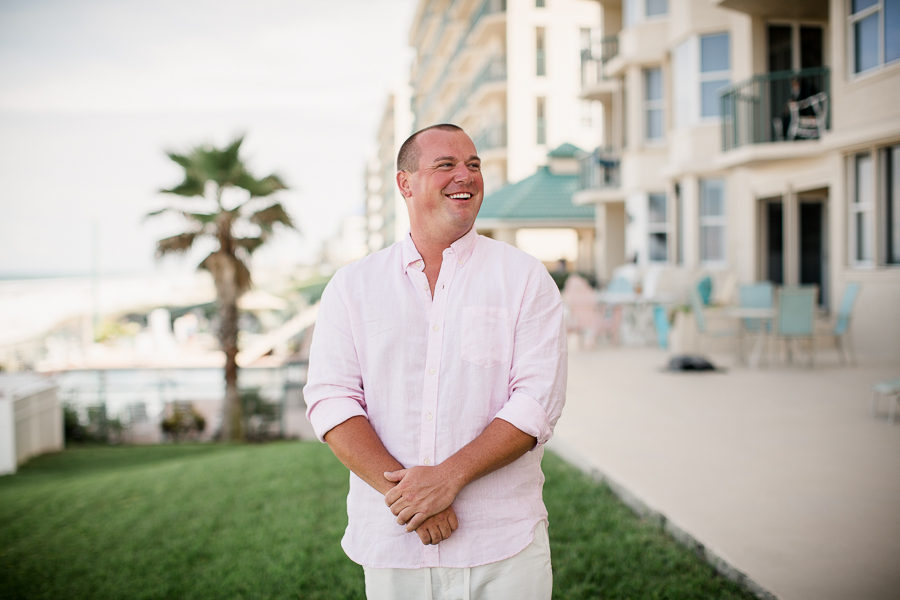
[495,264,567,447]
[303,271,368,442]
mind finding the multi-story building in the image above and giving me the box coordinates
[365,86,414,252]
[408,0,604,194]
[575,0,900,362]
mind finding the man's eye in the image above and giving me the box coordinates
[438,162,452,168]
[468,163,481,170]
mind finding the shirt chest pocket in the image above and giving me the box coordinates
[461,306,511,368]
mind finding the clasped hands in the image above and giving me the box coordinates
[383,465,462,546]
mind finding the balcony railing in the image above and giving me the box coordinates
[414,0,506,128]
[720,66,830,152]
[443,57,507,122]
[473,123,507,151]
[578,147,621,190]
[580,35,619,89]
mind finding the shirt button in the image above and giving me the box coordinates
[432,324,439,332]
[423,458,431,465]
[428,368,436,375]
[426,411,433,421]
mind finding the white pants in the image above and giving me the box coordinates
[363,521,552,600]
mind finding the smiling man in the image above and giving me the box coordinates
[303,124,567,599]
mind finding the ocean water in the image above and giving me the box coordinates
[0,271,215,347]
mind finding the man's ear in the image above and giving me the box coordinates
[396,170,412,199]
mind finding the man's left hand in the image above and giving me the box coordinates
[415,505,459,545]
[383,466,462,532]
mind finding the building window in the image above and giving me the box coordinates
[700,33,730,118]
[536,27,546,76]
[536,0,546,6]
[849,145,900,265]
[849,0,900,74]
[699,179,726,263]
[646,0,668,17]
[887,145,900,264]
[674,182,684,264]
[625,0,668,26]
[581,100,594,127]
[579,27,591,86]
[644,67,664,141]
[537,97,547,144]
[674,33,731,125]
[648,193,668,261]
[850,152,875,263]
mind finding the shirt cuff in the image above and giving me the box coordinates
[493,391,553,447]
[306,396,368,442]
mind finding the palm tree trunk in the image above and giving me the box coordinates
[215,252,244,442]
[220,295,243,441]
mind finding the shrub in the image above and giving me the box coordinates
[160,402,206,442]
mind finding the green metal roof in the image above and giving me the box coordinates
[476,166,594,224]
[546,143,584,158]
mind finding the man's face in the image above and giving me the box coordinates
[398,128,484,245]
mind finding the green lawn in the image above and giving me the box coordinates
[0,442,757,599]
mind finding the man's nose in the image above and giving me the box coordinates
[452,163,471,182]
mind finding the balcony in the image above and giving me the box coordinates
[444,56,507,122]
[580,36,620,100]
[578,147,620,190]
[720,67,830,153]
[473,123,507,152]
[413,0,507,128]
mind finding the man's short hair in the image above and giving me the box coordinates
[397,123,464,173]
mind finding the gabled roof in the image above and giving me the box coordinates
[546,143,584,159]
[476,166,594,225]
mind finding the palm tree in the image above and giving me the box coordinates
[147,136,294,441]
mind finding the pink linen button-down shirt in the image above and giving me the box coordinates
[303,227,567,569]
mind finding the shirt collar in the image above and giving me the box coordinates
[401,232,424,272]
[447,226,478,266]
[401,226,479,273]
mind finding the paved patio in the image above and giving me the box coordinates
[549,345,900,600]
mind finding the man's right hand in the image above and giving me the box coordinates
[414,505,459,545]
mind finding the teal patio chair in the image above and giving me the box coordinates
[829,282,861,365]
[652,304,669,349]
[737,281,775,363]
[775,286,817,366]
[738,282,774,330]
[696,275,713,306]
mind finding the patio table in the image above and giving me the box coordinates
[726,306,775,366]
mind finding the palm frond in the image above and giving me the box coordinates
[144,206,218,224]
[160,175,205,198]
[185,211,219,225]
[235,172,288,197]
[155,232,200,258]
[166,152,193,169]
[144,207,172,221]
[221,137,244,167]
[249,202,294,234]
[234,236,265,255]
[200,251,253,295]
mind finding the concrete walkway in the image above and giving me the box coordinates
[549,345,900,600]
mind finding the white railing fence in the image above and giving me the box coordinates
[0,375,63,475]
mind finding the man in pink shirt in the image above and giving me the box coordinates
[304,124,567,599]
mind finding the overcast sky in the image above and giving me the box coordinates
[0,0,415,277]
